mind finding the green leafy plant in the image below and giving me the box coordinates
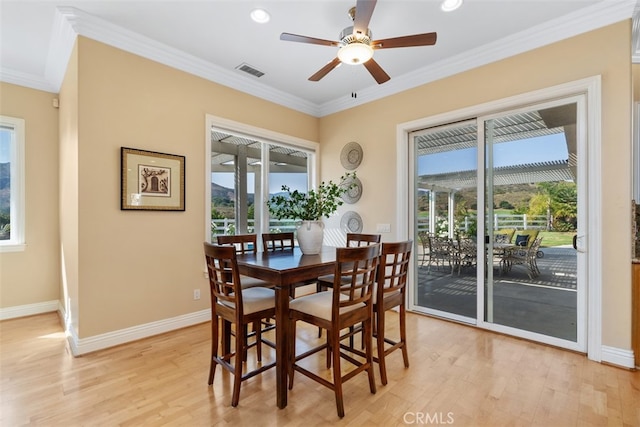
[267,172,356,221]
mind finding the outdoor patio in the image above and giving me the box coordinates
[415,246,578,341]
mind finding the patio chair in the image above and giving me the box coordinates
[418,231,430,266]
[451,238,477,276]
[501,237,543,279]
[427,235,453,273]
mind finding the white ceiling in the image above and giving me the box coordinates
[0,0,637,117]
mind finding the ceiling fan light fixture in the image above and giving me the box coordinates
[338,42,374,65]
[441,0,463,12]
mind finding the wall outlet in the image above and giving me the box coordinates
[193,289,201,300]
[376,223,391,233]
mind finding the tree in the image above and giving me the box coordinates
[529,182,577,231]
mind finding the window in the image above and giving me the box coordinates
[205,114,319,247]
[0,115,25,252]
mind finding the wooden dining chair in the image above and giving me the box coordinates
[203,243,276,407]
[261,232,294,252]
[261,232,310,298]
[216,234,276,353]
[343,240,412,385]
[217,234,274,289]
[287,243,380,418]
[316,233,381,337]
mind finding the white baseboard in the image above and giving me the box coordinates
[601,345,635,369]
[0,300,59,320]
[67,309,211,356]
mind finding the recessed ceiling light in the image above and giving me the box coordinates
[250,8,270,23]
[441,0,463,12]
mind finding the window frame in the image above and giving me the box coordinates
[0,115,26,252]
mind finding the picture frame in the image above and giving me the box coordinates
[121,147,185,211]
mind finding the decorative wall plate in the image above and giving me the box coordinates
[341,211,363,233]
[341,175,362,204]
[340,141,363,170]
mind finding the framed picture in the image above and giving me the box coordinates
[121,147,185,211]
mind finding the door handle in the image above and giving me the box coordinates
[573,234,586,253]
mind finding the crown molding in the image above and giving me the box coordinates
[0,67,57,93]
[54,7,321,117]
[4,1,636,115]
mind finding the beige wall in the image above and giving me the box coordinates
[319,21,633,349]
[0,20,634,351]
[71,37,318,337]
[0,83,60,308]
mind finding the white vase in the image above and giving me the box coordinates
[296,220,324,255]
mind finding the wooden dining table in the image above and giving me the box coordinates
[235,246,337,409]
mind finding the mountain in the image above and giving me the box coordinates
[211,182,254,205]
[0,163,8,190]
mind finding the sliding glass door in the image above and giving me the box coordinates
[482,100,582,346]
[410,97,586,351]
[413,120,478,322]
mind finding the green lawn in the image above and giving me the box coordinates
[538,231,575,247]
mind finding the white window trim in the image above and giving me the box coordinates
[0,115,26,253]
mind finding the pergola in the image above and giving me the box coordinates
[415,104,577,237]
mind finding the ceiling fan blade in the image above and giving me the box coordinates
[280,33,339,47]
[309,57,342,81]
[353,0,377,35]
[372,32,437,49]
[363,58,390,84]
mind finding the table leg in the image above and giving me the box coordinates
[275,282,290,409]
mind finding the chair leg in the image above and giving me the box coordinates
[377,310,388,386]
[399,307,410,369]
[288,320,297,390]
[255,320,262,361]
[209,315,219,385]
[330,326,345,418]
[231,322,245,407]
[364,318,377,395]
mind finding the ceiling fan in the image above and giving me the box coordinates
[280,0,437,84]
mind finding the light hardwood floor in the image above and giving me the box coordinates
[1,312,638,426]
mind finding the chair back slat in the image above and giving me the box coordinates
[262,232,294,252]
[346,233,381,247]
[203,243,243,315]
[216,234,257,255]
[378,241,413,300]
[333,244,380,315]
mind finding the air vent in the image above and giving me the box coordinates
[235,63,264,78]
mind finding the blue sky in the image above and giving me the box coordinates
[0,129,10,163]
[212,134,569,193]
[419,134,569,175]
